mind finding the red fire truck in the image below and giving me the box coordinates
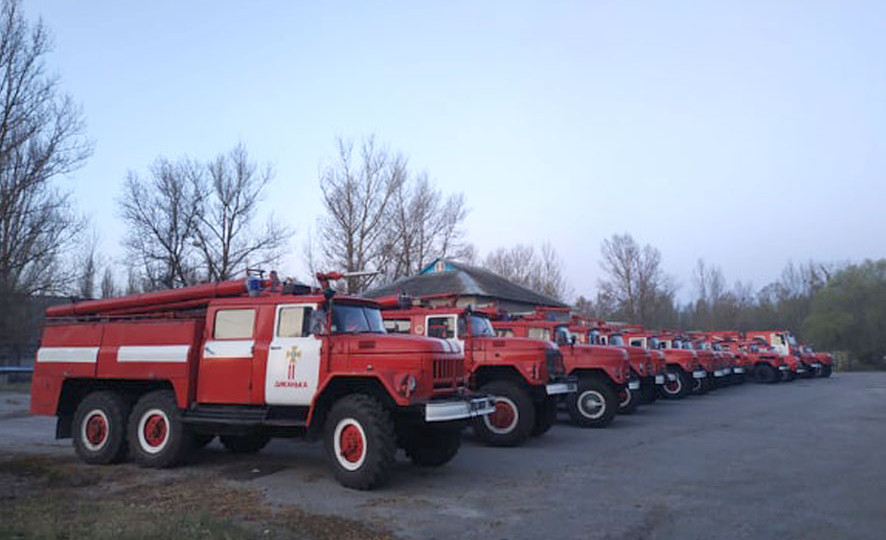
[616,329,704,400]
[30,273,494,490]
[744,330,808,380]
[489,313,638,422]
[575,320,657,408]
[377,302,576,446]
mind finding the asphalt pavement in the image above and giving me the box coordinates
[2,373,884,540]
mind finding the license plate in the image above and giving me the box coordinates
[655,375,665,384]
[628,381,640,390]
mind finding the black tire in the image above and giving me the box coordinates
[128,390,191,468]
[640,379,658,404]
[660,369,689,400]
[192,433,215,449]
[755,363,778,384]
[567,378,617,428]
[701,376,715,392]
[220,433,270,454]
[403,425,462,467]
[323,394,396,490]
[781,370,795,383]
[821,364,832,378]
[531,398,558,436]
[72,391,130,465]
[691,373,711,395]
[617,387,639,414]
[471,381,535,447]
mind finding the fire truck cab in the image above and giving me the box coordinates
[378,302,576,446]
[491,313,637,424]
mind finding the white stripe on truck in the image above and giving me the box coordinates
[37,347,99,363]
[117,345,190,363]
[202,340,254,358]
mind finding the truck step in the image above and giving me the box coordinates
[183,404,269,426]
[183,404,309,428]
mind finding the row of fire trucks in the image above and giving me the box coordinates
[29,273,833,489]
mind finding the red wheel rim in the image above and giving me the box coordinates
[489,400,516,430]
[339,424,364,464]
[665,379,680,392]
[143,414,168,448]
[85,413,107,446]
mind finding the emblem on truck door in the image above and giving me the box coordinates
[286,346,301,379]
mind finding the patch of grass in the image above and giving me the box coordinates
[0,455,398,540]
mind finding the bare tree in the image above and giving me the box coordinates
[317,136,406,292]
[384,173,470,280]
[194,144,290,281]
[597,234,675,326]
[483,242,570,301]
[120,146,291,289]
[77,250,96,299]
[0,0,91,299]
[100,266,116,298]
[119,158,203,290]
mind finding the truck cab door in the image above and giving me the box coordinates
[426,314,463,352]
[198,307,256,404]
[265,304,323,406]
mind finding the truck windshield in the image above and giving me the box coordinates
[786,333,797,346]
[648,337,660,349]
[468,315,495,337]
[313,304,386,334]
[554,325,573,345]
[609,334,625,346]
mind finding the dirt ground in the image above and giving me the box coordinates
[1,373,884,539]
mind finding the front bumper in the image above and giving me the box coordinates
[424,396,496,422]
[655,374,666,385]
[779,365,790,371]
[692,370,707,379]
[812,362,822,369]
[733,367,745,374]
[545,379,578,396]
[628,379,641,390]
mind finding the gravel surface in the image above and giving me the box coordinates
[2,373,884,539]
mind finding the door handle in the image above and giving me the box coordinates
[270,346,281,350]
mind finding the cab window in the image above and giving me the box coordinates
[214,309,255,339]
[495,328,514,338]
[277,306,313,337]
[528,327,551,341]
[384,319,411,334]
[427,316,456,339]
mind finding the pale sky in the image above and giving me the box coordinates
[25,1,886,302]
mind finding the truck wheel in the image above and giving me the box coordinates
[403,425,462,467]
[617,387,639,414]
[73,391,130,465]
[220,433,270,454]
[471,381,535,447]
[531,397,558,436]
[755,364,777,384]
[323,394,396,490]
[821,365,832,378]
[128,390,190,468]
[567,378,616,428]
[660,370,687,400]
